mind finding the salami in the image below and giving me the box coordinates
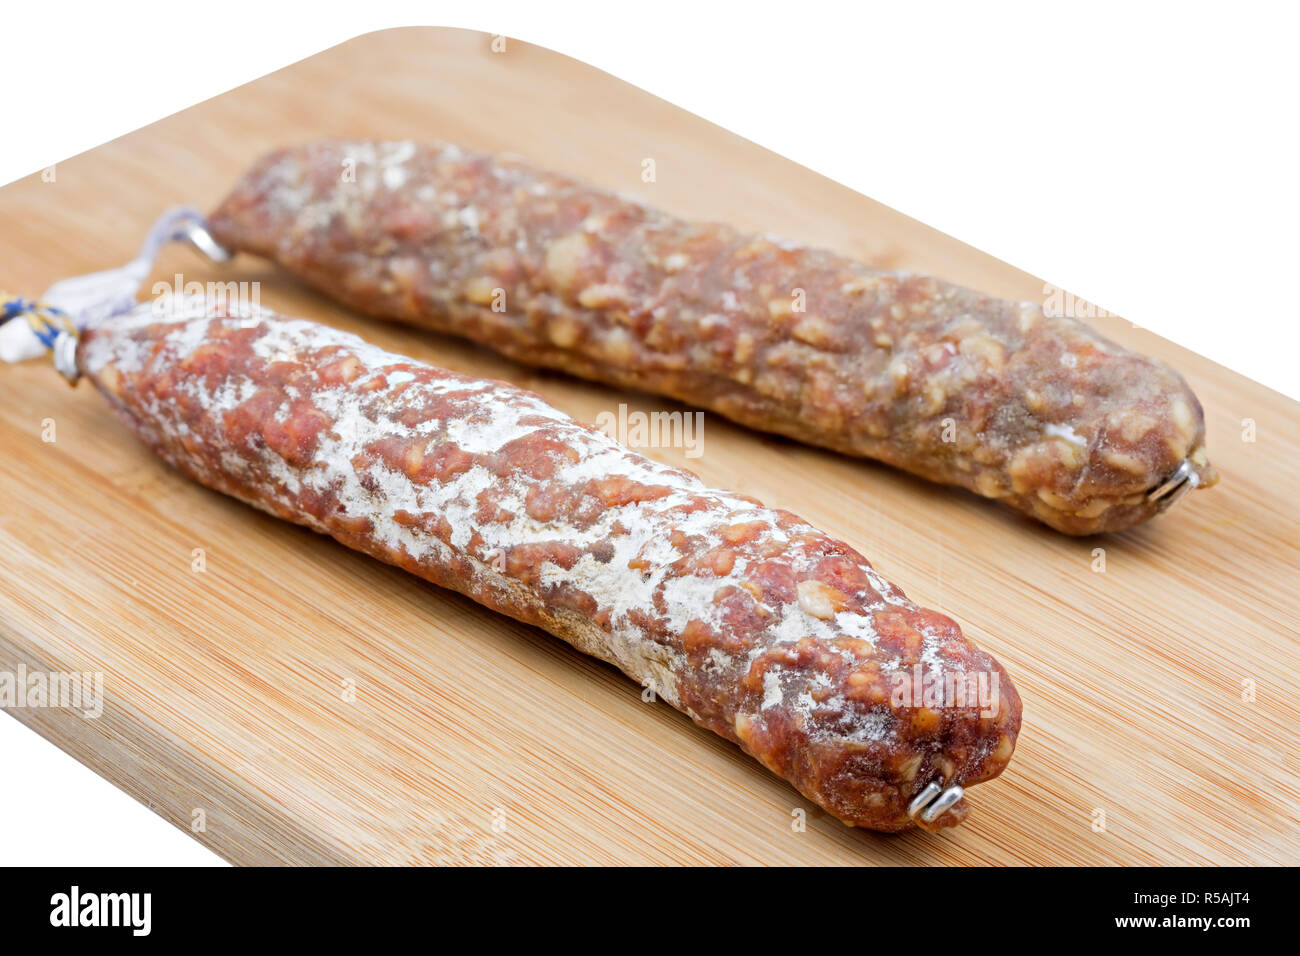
[79,299,1021,832]
[209,140,1218,535]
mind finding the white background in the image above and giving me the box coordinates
[1,1,1295,866]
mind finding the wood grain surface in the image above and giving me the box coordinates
[0,27,1296,866]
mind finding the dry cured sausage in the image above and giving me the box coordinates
[210,140,1217,535]
[79,299,1022,831]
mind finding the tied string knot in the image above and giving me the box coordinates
[0,206,231,384]
[0,293,80,382]
[1,293,78,348]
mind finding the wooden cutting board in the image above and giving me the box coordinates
[1,27,1296,866]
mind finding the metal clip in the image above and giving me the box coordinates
[52,330,80,384]
[907,780,964,826]
[1146,457,1199,512]
[1,207,234,375]
[180,218,232,264]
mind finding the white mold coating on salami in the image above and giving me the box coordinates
[78,299,1021,832]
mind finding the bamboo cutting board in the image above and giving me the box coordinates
[0,27,1296,866]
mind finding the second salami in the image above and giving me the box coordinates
[209,140,1217,535]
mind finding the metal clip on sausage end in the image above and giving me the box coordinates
[179,219,232,265]
[0,207,232,384]
[1146,457,1199,512]
[907,780,964,828]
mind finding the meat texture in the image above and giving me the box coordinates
[79,300,1021,831]
[210,140,1217,534]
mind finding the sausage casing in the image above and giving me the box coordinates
[210,140,1217,534]
[78,300,1021,831]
